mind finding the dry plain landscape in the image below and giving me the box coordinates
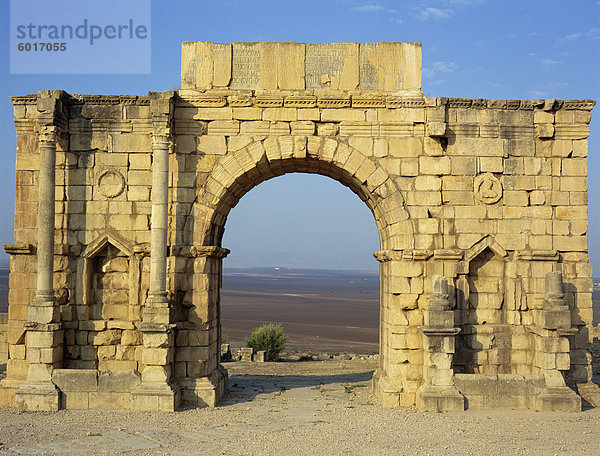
[221,268,380,354]
[0,268,599,455]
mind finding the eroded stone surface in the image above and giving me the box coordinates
[0,42,597,412]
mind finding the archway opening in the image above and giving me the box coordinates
[220,173,381,359]
[182,138,414,407]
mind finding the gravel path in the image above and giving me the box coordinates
[0,359,599,455]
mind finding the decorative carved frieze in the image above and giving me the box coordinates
[563,100,596,110]
[227,95,253,107]
[448,98,472,108]
[317,97,351,108]
[184,95,227,107]
[255,95,283,107]
[284,96,317,108]
[352,96,385,108]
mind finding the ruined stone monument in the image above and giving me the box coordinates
[0,42,597,411]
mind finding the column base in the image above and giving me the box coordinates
[416,384,465,412]
[535,387,581,412]
[14,381,60,411]
[131,380,181,412]
[180,365,228,407]
[372,370,401,407]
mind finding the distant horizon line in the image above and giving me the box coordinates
[223,265,379,273]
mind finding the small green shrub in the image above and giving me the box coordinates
[245,323,287,361]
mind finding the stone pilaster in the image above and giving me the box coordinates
[533,271,581,411]
[14,93,64,411]
[416,275,464,412]
[178,246,229,408]
[371,251,400,407]
[132,92,181,411]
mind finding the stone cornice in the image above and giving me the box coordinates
[174,91,596,111]
[11,92,595,112]
[3,243,34,255]
[11,94,151,107]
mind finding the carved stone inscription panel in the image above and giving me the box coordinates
[305,43,349,89]
[230,43,260,90]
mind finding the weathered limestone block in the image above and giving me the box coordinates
[1,45,595,413]
[181,42,421,93]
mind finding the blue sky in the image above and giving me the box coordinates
[1,0,599,271]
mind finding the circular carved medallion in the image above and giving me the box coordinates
[474,172,502,204]
[97,170,125,198]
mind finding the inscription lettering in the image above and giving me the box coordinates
[230,45,260,89]
[359,53,378,90]
[305,44,349,88]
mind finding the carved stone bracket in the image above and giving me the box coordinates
[3,243,34,255]
[193,246,230,259]
[373,249,433,262]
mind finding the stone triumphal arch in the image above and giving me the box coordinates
[0,42,598,412]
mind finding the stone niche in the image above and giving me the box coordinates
[63,233,142,372]
[458,246,511,374]
[90,244,129,321]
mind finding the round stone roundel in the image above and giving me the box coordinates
[474,172,503,204]
[97,170,126,198]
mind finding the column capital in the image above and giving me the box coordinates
[151,132,171,149]
[38,125,58,144]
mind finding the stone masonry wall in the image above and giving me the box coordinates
[0,313,7,364]
[0,42,596,411]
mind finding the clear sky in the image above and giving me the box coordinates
[0,0,598,271]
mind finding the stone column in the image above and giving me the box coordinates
[533,271,581,411]
[132,132,181,411]
[148,133,170,316]
[416,275,464,412]
[14,123,62,411]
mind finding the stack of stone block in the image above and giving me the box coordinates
[0,42,596,412]
[0,313,7,364]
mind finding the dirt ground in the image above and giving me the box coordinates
[0,359,599,456]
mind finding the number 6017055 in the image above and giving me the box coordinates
[18,42,67,51]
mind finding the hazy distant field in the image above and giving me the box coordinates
[221,268,380,354]
[0,268,597,351]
